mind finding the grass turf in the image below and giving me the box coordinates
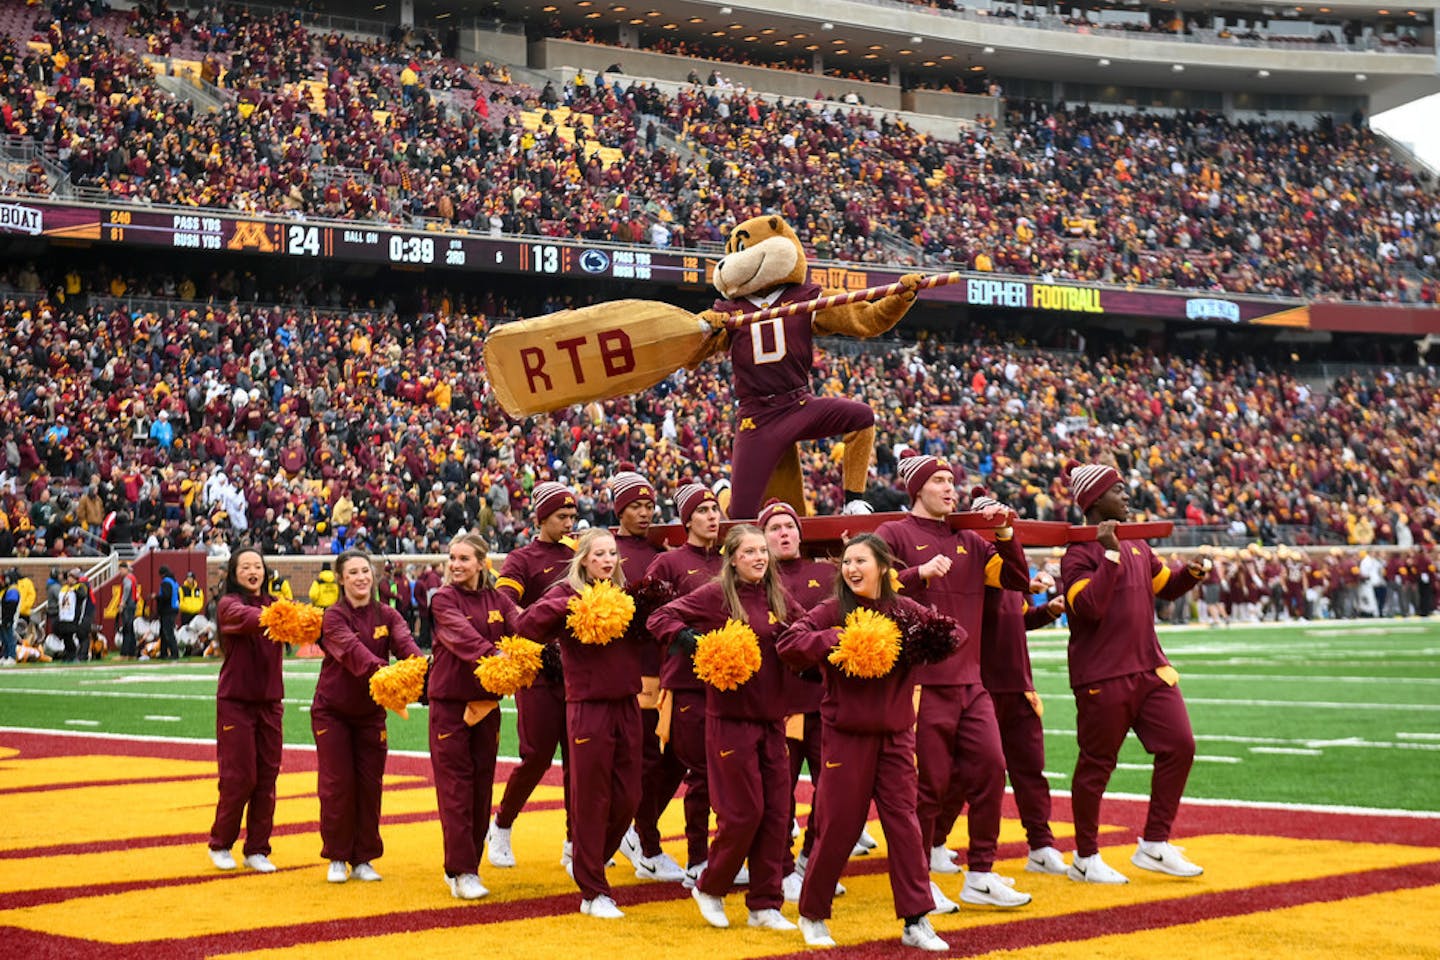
[1,619,1437,811]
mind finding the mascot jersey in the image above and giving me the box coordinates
[712,283,823,406]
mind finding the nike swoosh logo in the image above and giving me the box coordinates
[915,544,930,551]
[639,861,659,875]
[719,749,735,758]
[575,737,592,744]
[825,760,842,769]
[1087,688,1101,695]
[973,884,991,894]
[686,569,699,575]
[315,729,328,736]
[543,566,554,573]
[1073,864,1087,876]
[1142,851,1166,862]
[679,705,691,713]
[221,725,235,732]
[437,732,453,740]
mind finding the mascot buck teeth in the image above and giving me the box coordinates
[696,215,922,519]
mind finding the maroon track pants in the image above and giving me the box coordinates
[567,698,643,901]
[634,703,685,858]
[495,680,570,837]
[429,698,501,877]
[1071,671,1195,858]
[933,690,1055,852]
[915,683,1007,872]
[699,716,789,910]
[784,710,823,874]
[209,698,284,857]
[312,702,390,865]
[798,726,933,922]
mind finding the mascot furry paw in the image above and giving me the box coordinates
[694,215,921,519]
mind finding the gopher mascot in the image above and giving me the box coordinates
[696,215,921,519]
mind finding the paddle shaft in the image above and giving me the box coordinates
[720,271,964,330]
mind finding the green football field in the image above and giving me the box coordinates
[2,619,1437,812]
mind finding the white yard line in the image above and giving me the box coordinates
[143,715,184,722]
[1042,728,1440,752]
[1249,746,1323,756]
[1194,755,1243,764]
[63,719,100,726]
[1182,697,1440,712]
[1397,732,1440,740]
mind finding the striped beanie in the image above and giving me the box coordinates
[898,455,955,500]
[608,471,655,513]
[530,481,576,521]
[757,498,801,530]
[675,483,719,525]
[1061,460,1122,513]
[970,486,1003,513]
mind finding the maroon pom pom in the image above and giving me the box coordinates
[539,641,565,684]
[893,604,963,666]
[628,575,678,627]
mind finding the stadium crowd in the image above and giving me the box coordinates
[1,250,1436,566]
[1,1,1438,301]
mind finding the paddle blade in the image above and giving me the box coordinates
[484,300,712,417]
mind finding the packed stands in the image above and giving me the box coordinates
[2,1,1437,300]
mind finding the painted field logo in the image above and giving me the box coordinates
[579,249,610,274]
[1186,297,1242,323]
[0,202,42,236]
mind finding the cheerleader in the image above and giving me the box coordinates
[207,547,283,873]
[515,529,643,920]
[429,532,516,900]
[313,549,423,883]
[776,534,955,952]
[649,524,800,931]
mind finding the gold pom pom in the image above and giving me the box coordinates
[692,619,762,691]
[259,599,324,645]
[369,655,429,718]
[565,580,636,645]
[474,636,546,696]
[828,608,902,679]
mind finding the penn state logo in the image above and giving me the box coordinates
[579,249,610,274]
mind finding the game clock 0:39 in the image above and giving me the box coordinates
[388,234,436,264]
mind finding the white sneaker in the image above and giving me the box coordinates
[791,818,801,840]
[1068,853,1130,884]
[446,872,489,900]
[1131,839,1204,877]
[352,862,382,882]
[1025,846,1069,875]
[733,863,750,885]
[782,870,803,903]
[635,850,687,882]
[842,499,874,515]
[961,870,1032,907]
[209,848,236,871]
[930,844,961,874]
[795,851,808,877]
[748,908,797,931]
[683,860,706,889]
[560,840,573,868]
[618,827,642,865]
[856,827,878,850]
[927,880,959,915]
[692,886,730,928]
[327,860,349,883]
[487,820,515,868]
[901,917,949,951]
[243,854,277,873]
[581,894,624,919]
[799,916,837,947]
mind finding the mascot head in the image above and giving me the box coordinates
[713,215,808,301]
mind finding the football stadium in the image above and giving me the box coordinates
[1,0,1438,956]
